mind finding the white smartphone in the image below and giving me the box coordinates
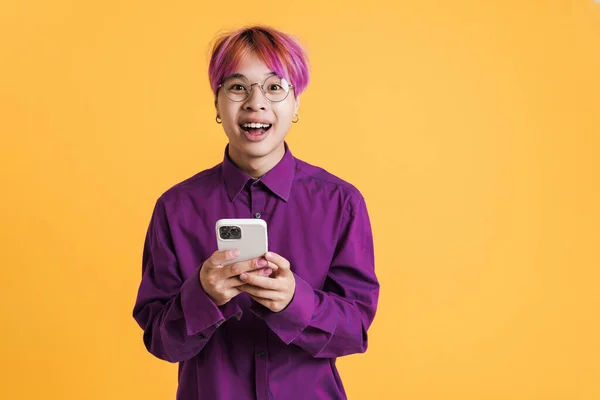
[215,218,268,266]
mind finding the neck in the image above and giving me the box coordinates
[228,143,285,178]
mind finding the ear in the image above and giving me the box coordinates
[294,95,300,115]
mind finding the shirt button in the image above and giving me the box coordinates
[254,213,261,219]
[199,334,205,340]
[257,351,265,357]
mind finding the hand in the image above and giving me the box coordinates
[199,250,277,306]
[238,252,296,313]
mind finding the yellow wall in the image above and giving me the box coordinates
[1,1,598,399]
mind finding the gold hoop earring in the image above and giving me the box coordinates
[216,116,222,124]
[292,114,299,123]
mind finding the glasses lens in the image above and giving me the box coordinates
[263,76,291,102]
[223,76,250,101]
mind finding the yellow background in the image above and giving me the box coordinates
[1,1,598,399]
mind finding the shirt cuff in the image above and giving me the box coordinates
[250,273,315,345]
[219,297,244,322]
[180,267,241,336]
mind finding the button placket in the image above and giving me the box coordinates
[250,182,266,221]
[252,312,269,400]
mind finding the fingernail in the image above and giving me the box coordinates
[265,252,273,259]
[257,258,267,267]
[264,268,272,275]
[240,273,247,280]
[230,250,239,257]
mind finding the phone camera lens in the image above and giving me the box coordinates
[220,226,241,239]
[219,226,230,239]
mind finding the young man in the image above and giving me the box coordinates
[133,26,379,400]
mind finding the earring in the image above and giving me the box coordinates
[292,114,299,123]
[216,116,222,124]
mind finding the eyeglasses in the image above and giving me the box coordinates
[217,75,294,103]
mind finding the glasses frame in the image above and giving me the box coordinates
[217,75,294,103]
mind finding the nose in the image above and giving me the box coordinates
[243,83,268,111]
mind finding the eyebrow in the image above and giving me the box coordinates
[222,71,277,81]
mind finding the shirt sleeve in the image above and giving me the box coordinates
[250,193,379,358]
[132,197,242,363]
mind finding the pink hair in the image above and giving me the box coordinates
[208,26,310,98]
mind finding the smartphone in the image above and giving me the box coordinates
[216,218,268,266]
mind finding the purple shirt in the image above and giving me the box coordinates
[133,143,379,400]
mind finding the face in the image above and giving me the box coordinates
[215,53,299,164]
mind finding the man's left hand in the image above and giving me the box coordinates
[239,252,296,313]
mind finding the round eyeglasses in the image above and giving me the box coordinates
[218,75,294,103]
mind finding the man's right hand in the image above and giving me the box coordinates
[199,249,275,306]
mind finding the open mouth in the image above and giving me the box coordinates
[240,122,272,136]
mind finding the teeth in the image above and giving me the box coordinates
[242,123,271,129]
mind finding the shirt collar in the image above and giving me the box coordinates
[222,142,296,202]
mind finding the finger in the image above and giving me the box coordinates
[264,252,290,272]
[225,267,272,289]
[238,284,277,300]
[251,266,274,276]
[207,249,240,268]
[240,287,273,302]
[249,261,279,276]
[224,257,268,278]
[223,259,253,278]
[264,261,278,275]
[224,275,245,288]
[238,272,280,290]
[247,294,273,309]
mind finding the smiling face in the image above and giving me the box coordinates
[215,52,300,171]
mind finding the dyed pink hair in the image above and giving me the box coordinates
[208,26,310,98]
